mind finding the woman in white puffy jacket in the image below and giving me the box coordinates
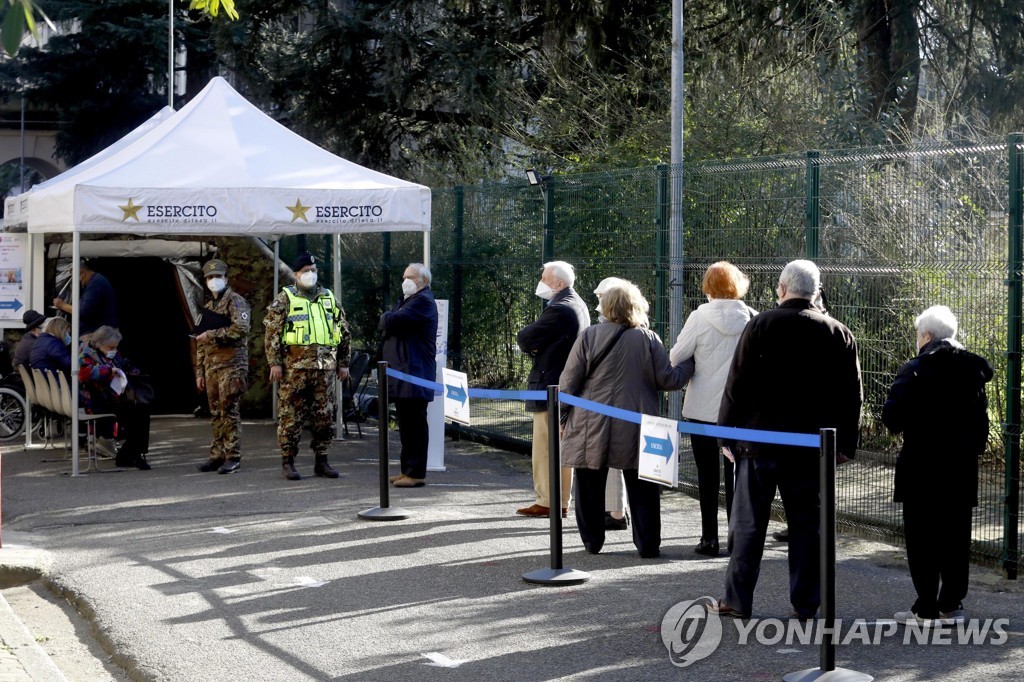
[670,261,757,557]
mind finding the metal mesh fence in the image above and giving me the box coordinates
[335,140,1022,571]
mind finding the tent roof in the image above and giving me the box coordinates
[5,77,431,235]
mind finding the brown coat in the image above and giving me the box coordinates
[559,323,690,470]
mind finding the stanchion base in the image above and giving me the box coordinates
[783,666,873,682]
[521,567,591,586]
[357,506,412,521]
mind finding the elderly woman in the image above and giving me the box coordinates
[560,282,692,558]
[669,261,757,557]
[30,317,72,376]
[882,305,992,625]
[80,325,153,470]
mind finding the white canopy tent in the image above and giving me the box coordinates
[4,76,432,475]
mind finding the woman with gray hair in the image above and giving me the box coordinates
[882,305,993,625]
[80,325,153,470]
[560,282,693,558]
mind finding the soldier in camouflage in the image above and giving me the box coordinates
[264,252,351,480]
[195,259,251,475]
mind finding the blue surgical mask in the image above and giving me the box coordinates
[64,334,71,345]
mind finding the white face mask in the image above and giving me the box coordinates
[535,281,554,300]
[401,278,418,298]
[298,271,318,288]
[105,350,117,359]
[207,276,226,294]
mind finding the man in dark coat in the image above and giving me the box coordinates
[13,309,45,367]
[882,305,992,625]
[380,263,438,487]
[515,260,590,518]
[53,260,118,335]
[713,259,862,619]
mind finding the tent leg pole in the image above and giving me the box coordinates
[272,239,279,423]
[71,233,81,476]
[333,233,343,441]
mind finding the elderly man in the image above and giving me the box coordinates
[53,259,118,336]
[380,263,438,487]
[712,259,862,620]
[515,261,590,518]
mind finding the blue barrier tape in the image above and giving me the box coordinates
[385,367,820,448]
[558,392,820,449]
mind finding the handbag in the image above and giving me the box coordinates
[125,375,156,406]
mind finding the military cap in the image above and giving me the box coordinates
[202,259,228,277]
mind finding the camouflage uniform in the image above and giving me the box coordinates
[196,287,251,462]
[264,285,351,460]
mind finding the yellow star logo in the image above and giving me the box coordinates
[119,198,143,222]
[287,199,310,223]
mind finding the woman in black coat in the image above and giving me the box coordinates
[882,305,992,626]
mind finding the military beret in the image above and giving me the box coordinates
[292,252,316,272]
[202,259,228,277]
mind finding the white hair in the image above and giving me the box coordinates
[593,276,629,297]
[779,260,820,299]
[407,263,431,285]
[543,261,575,288]
[915,305,958,341]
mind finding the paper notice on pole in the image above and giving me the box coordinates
[638,414,679,487]
[441,367,470,426]
[110,368,128,396]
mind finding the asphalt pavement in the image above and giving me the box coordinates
[0,416,1022,681]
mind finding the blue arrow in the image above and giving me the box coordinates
[0,298,22,311]
[445,383,468,405]
[642,432,674,460]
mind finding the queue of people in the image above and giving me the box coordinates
[10,252,992,627]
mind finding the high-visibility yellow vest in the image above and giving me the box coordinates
[281,286,341,346]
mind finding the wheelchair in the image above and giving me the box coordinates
[0,340,46,443]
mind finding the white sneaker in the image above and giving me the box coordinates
[938,609,965,624]
[894,610,935,626]
[94,437,118,459]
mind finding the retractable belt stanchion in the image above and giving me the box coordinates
[358,361,411,521]
[522,385,590,586]
[784,428,872,682]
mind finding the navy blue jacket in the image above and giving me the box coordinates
[81,272,118,335]
[516,287,590,412]
[380,287,439,401]
[882,339,992,506]
[30,333,71,376]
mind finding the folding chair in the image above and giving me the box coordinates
[343,352,371,438]
[57,371,117,473]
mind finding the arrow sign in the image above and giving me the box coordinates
[0,298,23,311]
[642,432,674,459]
[445,383,468,405]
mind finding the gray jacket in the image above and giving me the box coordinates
[559,322,691,470]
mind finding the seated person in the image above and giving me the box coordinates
[30,317,72,377]
[14,309,46,367]
[79,326,152,471]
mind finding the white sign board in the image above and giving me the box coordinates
[0,234,27,322]
[426,299,448,471]
[441,367,471,426]
[638,414,680,487]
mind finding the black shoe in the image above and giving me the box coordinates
[218,458,241,475]
[604,512,629,531]
[282,456,301,481]
[134,455,151,471]
[694,538,721,557]
[773,529,790,543]
[198,459,224,473]
[313,456,340,479]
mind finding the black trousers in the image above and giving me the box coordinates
[395,398,429,479]
[575,467,661,557]
[690,425,734,541]
[903,500,972,617]
[724,452,819,617]
[115,403,151,458]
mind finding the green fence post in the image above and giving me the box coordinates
[1004,133,1023,580]
[382,233,392,308]
[805,151,821,260]
[452,186,464,372]
[655,164,670,343]
[542,177,555,264]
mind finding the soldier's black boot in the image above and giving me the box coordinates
[313,455,340,479]
[282,456,301,481]
[198,458,224,473]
